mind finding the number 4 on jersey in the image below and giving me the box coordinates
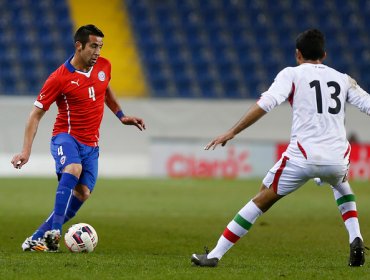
[88,86,96,101]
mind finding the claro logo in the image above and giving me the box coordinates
[166,147,252,178]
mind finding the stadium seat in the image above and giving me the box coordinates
[1,1,369,97]
[0,0,74,95]
[125,0,370,98]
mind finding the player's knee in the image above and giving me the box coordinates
[78,191,90,202]
[253,186,281,212]
[63,163,82,178]
[74,184,91,201]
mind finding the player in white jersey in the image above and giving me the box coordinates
[191,29,368,267]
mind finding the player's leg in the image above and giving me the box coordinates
[63,144,99,223]
[44,158,81,251]
[331,180,365,266]
[28,184,91,247]
[30,212,54,241]
[30,182,87,240]
[40,135,81,251]
[63,184,90,223]
[191,189,282,267]
[50,163,81,233]
[332,181,363,243]
[22,212,51,251]
[43,166,80,251]
[22,134,81,251]
[204,186,281,263]
[44,140,99,251]
[191,156,308,266]
[32,144,97,241]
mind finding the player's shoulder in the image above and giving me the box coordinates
[320,63,344,74]
[274,66,296,81]
[95,57,111,76]
[96,56,111,67]
[319,64,350,84]
[45,63,68,84]
[295,63,347,79]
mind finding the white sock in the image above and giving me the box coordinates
[345,218,363,243]
[332,182,363,243]
[207,200,262,259]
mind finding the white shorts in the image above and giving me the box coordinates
[262,156,348,196]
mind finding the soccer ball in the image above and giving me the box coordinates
[64,223,98,253]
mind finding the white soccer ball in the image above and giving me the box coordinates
[64,223,98,253]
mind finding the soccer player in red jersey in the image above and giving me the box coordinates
[11,24,146,252]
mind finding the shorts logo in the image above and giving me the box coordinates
[98,71,106,81]
[60,156,66,165]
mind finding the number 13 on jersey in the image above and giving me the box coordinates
[310,80,341,114]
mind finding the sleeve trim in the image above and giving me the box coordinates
[34,100,44,109]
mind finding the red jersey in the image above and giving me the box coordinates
[34,56,111,146]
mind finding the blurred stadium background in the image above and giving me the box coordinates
[1,0,369,97]
[1,0,370,179]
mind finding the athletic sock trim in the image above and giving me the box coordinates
[342,210,358,222]
[223,228,240,243]
[336,194,356,206]
[233,214,252,231]
[64,189,73,216]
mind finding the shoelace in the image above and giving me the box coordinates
[204,246,209,254]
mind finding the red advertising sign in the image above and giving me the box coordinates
[151,140,275,178]
[348,144,370,179]
[166,147,252,178]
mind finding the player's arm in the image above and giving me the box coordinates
[11,106,46,169]
[346,76,370,115]
[104,85,146,131]
[205,103,266,150]
[205,68,293,150]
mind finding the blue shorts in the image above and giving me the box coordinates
[50,133,99,191]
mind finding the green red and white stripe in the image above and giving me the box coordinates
[222,201,262,243]
[336,194,357,222]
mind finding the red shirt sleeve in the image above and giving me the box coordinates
[34,72,62,111]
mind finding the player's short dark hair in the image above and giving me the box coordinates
[296,29,325,60]
[74,24,104,48]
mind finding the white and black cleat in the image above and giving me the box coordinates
[191,253,219,267]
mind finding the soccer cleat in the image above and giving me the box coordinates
[22,237,48,252]
[349,237,365,267]
[191,253,219,267]
[44,229,61,252]
[191,247,219,267]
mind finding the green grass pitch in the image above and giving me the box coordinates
[0,178,369,279]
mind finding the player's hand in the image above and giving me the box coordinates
[204,131,235,150]
[11,152,30,169]
[121,116,146,131]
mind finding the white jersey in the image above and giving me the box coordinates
[257,63,370,166]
